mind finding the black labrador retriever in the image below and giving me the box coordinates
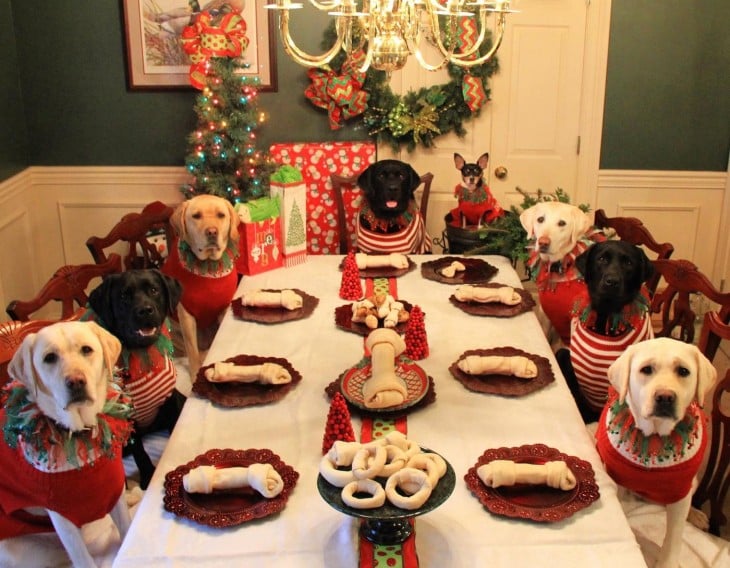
[88,269,185,488]
[556,240,655,422]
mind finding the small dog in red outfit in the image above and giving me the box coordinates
[449,153,504,228]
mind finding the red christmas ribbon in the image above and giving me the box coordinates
[181,11,249,89]
[305,52,369,130]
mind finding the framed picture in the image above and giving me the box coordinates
[122,0,277,91]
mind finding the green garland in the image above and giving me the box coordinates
[314,20,499,152]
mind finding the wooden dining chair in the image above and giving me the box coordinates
[650,258,730,345]
[692,311,730,535]
[330,172,433,254]
[593,209,674,296]
[5,253,122,321]
[86,200,175,270]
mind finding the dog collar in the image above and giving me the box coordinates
[177,238,239,278]
[359,200,417,233]
[2,381,133,472]
[454,184,488,203]
[603,388,703,467]
[572,286,651,335]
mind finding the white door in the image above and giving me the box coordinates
[380,0,590,249]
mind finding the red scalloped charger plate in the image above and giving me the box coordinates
[341,358,429,412]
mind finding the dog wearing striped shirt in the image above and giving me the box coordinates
[355,160,432,254]
[556,240,655,423]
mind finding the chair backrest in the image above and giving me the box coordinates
[6,253,122,321]
[330,172,433,254]
[86,201,175,270]
[0,319,55,386]
[692,310,730,535]
[650,258,730,345]
[593,209,674,296]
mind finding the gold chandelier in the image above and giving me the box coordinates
[265,0,514,74]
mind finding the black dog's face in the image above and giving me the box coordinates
[88,270,182,349]
[357,160,421,220]
[576,240,654,316]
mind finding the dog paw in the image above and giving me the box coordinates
[687,506,710,531]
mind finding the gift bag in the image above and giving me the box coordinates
[270,165,307,267]
[235,197,284,276]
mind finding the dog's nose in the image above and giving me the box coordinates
[653,389,677,417]
[205,227,218,239]
[65,374,88,402]
[135,305,154,318]
[602,275,619,287]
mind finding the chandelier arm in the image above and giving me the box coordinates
[447,11,505,67]
[306,0,342,10]
[278,10,347,67]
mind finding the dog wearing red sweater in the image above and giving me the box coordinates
[595,338,717,568]
[162,195,240,375]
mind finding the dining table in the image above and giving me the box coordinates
[112,254,646,567]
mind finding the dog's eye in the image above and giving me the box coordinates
[43,352,58,364]
[192,212,202,220]
[81,345,94,356]
[597,254,609,264]
[676,366,691,377]
[536,216,545,224]
[639,365,653,375]
[217,212,225,219]
[558,220,567,227]
[149,286,159,296]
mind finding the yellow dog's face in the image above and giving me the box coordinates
[8,321,121,432]
[171,195,239,261]
[519,201,592,264]
[608,337,717,437]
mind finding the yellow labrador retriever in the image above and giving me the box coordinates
[162,195,240,375]
[519,201,601,345]
[1,321,132,567]
[596,337,717,568]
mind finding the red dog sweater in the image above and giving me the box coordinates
[355,200,432,254]
[0,382,132,538]
[595,387,707,505]
[449,183,504,226]
[162,236,240,329]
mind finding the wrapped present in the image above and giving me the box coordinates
[235,197,284,275]
[270,165,307,267]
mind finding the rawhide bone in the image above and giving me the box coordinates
[457,355,538,379]
[240,289,303,310]
[204,361,292,384]
[455,284,521,306]
[362,329,409,409]
[385,468,433,510]
[355,252,409,270]
[182,463,284,497]
[477,460,576,491]
[440,260,465,278]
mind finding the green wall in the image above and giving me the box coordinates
[0,0,28,180]
[1,1,728,182]
[601,0,729,171]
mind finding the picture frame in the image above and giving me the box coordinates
[122,0,278,91]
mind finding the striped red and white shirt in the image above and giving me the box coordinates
[570,314,654,412]
[124,356,177,428]
[355,212,432,254]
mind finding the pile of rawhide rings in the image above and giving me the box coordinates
[319,431,447,510]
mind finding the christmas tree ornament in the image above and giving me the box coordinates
[405,305,429,360]
[322,392,356,454]
[339,251,364,300]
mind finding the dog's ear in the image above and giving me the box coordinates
[405,163,421,192]
[477,153,489,170]
[607,344,634,403]
[8,332,40,393]
[88,274,118,329]
[636,246,655,283]
[574,246,593,280]
[692,345,718,406]
[570,208,592,246]
[454,153,466,170]
[170,200,189,239]
[224,199,240,243]
[156,270,183,315]
[357,164,375,195]
[86,321,122,379]
[519,205,539,238]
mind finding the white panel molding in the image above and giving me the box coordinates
[28,165,189,188]
[0,169,32,203]
[597,170,726,191]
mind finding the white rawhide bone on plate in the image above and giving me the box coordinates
[440,260,466,278]
[355,252,409,270]
[183,463,284,497]
[455,284,522,306]
[341,479,386,509]
[477,460,577,491]
[204,361,292,384]
[457,355,538,379]
[385,468,433,510]
[362,329,408,409]
[240,289,303,310]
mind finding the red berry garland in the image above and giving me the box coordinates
[322,392,357,454]
[405,305,429,360]
[339,251,363,300]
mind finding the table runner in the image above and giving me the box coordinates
[358,276,419,568]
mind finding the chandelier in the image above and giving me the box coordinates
[265,0,514,74]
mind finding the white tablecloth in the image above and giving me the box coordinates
[113,255,646,567]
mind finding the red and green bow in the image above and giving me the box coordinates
[181,10,249,89]
[304,52,369,130]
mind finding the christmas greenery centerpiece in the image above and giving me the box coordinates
[180,9,276,204]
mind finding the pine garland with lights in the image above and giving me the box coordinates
[182,58,276,204]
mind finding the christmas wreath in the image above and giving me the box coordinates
[304,18,499,152]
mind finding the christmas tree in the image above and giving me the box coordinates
[286,200,306,248]
[180,10,276,204]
